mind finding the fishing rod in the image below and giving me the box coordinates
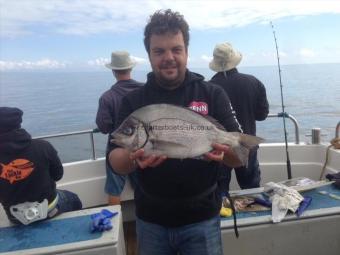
[270,21,292,179]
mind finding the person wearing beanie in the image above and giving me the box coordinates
[0,107,82,225]
[209,42,269,192]
[0,107,23,133]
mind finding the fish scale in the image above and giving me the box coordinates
[145,117,213,158]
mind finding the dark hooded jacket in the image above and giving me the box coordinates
[210,68,269,135]
[96,79,144,134]
[109,70,241,227]
[0,128,63,214]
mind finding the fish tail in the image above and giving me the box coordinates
[228,132,264,166]
[237,133,264,149]
[232,144,252,166]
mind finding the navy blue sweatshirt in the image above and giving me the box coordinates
[96,79,143,134]
[0,128,62,215]
[210,68,269,135]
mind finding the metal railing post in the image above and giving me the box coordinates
[267,113,300,144]
[90,132,96,160]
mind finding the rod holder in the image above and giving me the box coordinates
[311,128,321,144]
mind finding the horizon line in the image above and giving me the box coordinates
[1,62,339,73]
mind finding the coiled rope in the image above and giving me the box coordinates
[319,138,340,180]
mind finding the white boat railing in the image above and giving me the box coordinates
[32,113,302,160]
[34,129,100,160]
[32,113,306,160]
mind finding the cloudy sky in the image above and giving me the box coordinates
[1,0,340,71]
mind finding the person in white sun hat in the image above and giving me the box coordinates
[209,42,269,193]
[105,51,137,70]
[96,51,143,205]
[209,42,242,73]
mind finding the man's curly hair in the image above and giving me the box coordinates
[144,9,190,54]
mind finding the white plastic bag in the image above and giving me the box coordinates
[264,182,304,223]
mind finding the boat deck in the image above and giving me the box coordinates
[1,140,339,255]
[221,184,340,255]
[0,206,125,255]
[222,184,340,224]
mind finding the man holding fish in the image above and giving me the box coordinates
[108,9,262,255]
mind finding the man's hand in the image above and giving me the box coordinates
[129,149,167,169]
[109,148,167,174]
[205,143,243,168]
[204,145,225,162]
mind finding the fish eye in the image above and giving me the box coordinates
[122,126,134,136]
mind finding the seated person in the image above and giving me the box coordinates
[0,107,82,225]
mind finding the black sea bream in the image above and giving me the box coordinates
[111,104,263,164]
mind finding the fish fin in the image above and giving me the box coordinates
[149,138,184,148]
[170,104,226,131]
[232,145,250,167]
[148,138,189,156]
[230,133,264,166]
[143,103,226,131]
[201,115,226,131]
[236,133,265,149]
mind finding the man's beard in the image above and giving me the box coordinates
[156,62,185,90]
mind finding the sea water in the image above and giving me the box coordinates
[1,63,339,162]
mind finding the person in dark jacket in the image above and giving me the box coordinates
[108,10,243,255]
[96,51,143,205]
[209,42,269,191]
[0,107,82,225]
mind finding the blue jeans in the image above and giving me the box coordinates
[104,160,137,196]
[56,189,82,214]
[218,148,261,193]
[136,216,223,255]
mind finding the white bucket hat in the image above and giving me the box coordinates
[105,51,136,70]
[209,42,242,72]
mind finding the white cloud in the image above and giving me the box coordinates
[299,48,316,58]
[0,59,67,70]
[279,51,287,57]
[201,55,212,62]
[87,56,147,67]
[131,56,148,64]
[1,0,340,38]
[87,58,109,66]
